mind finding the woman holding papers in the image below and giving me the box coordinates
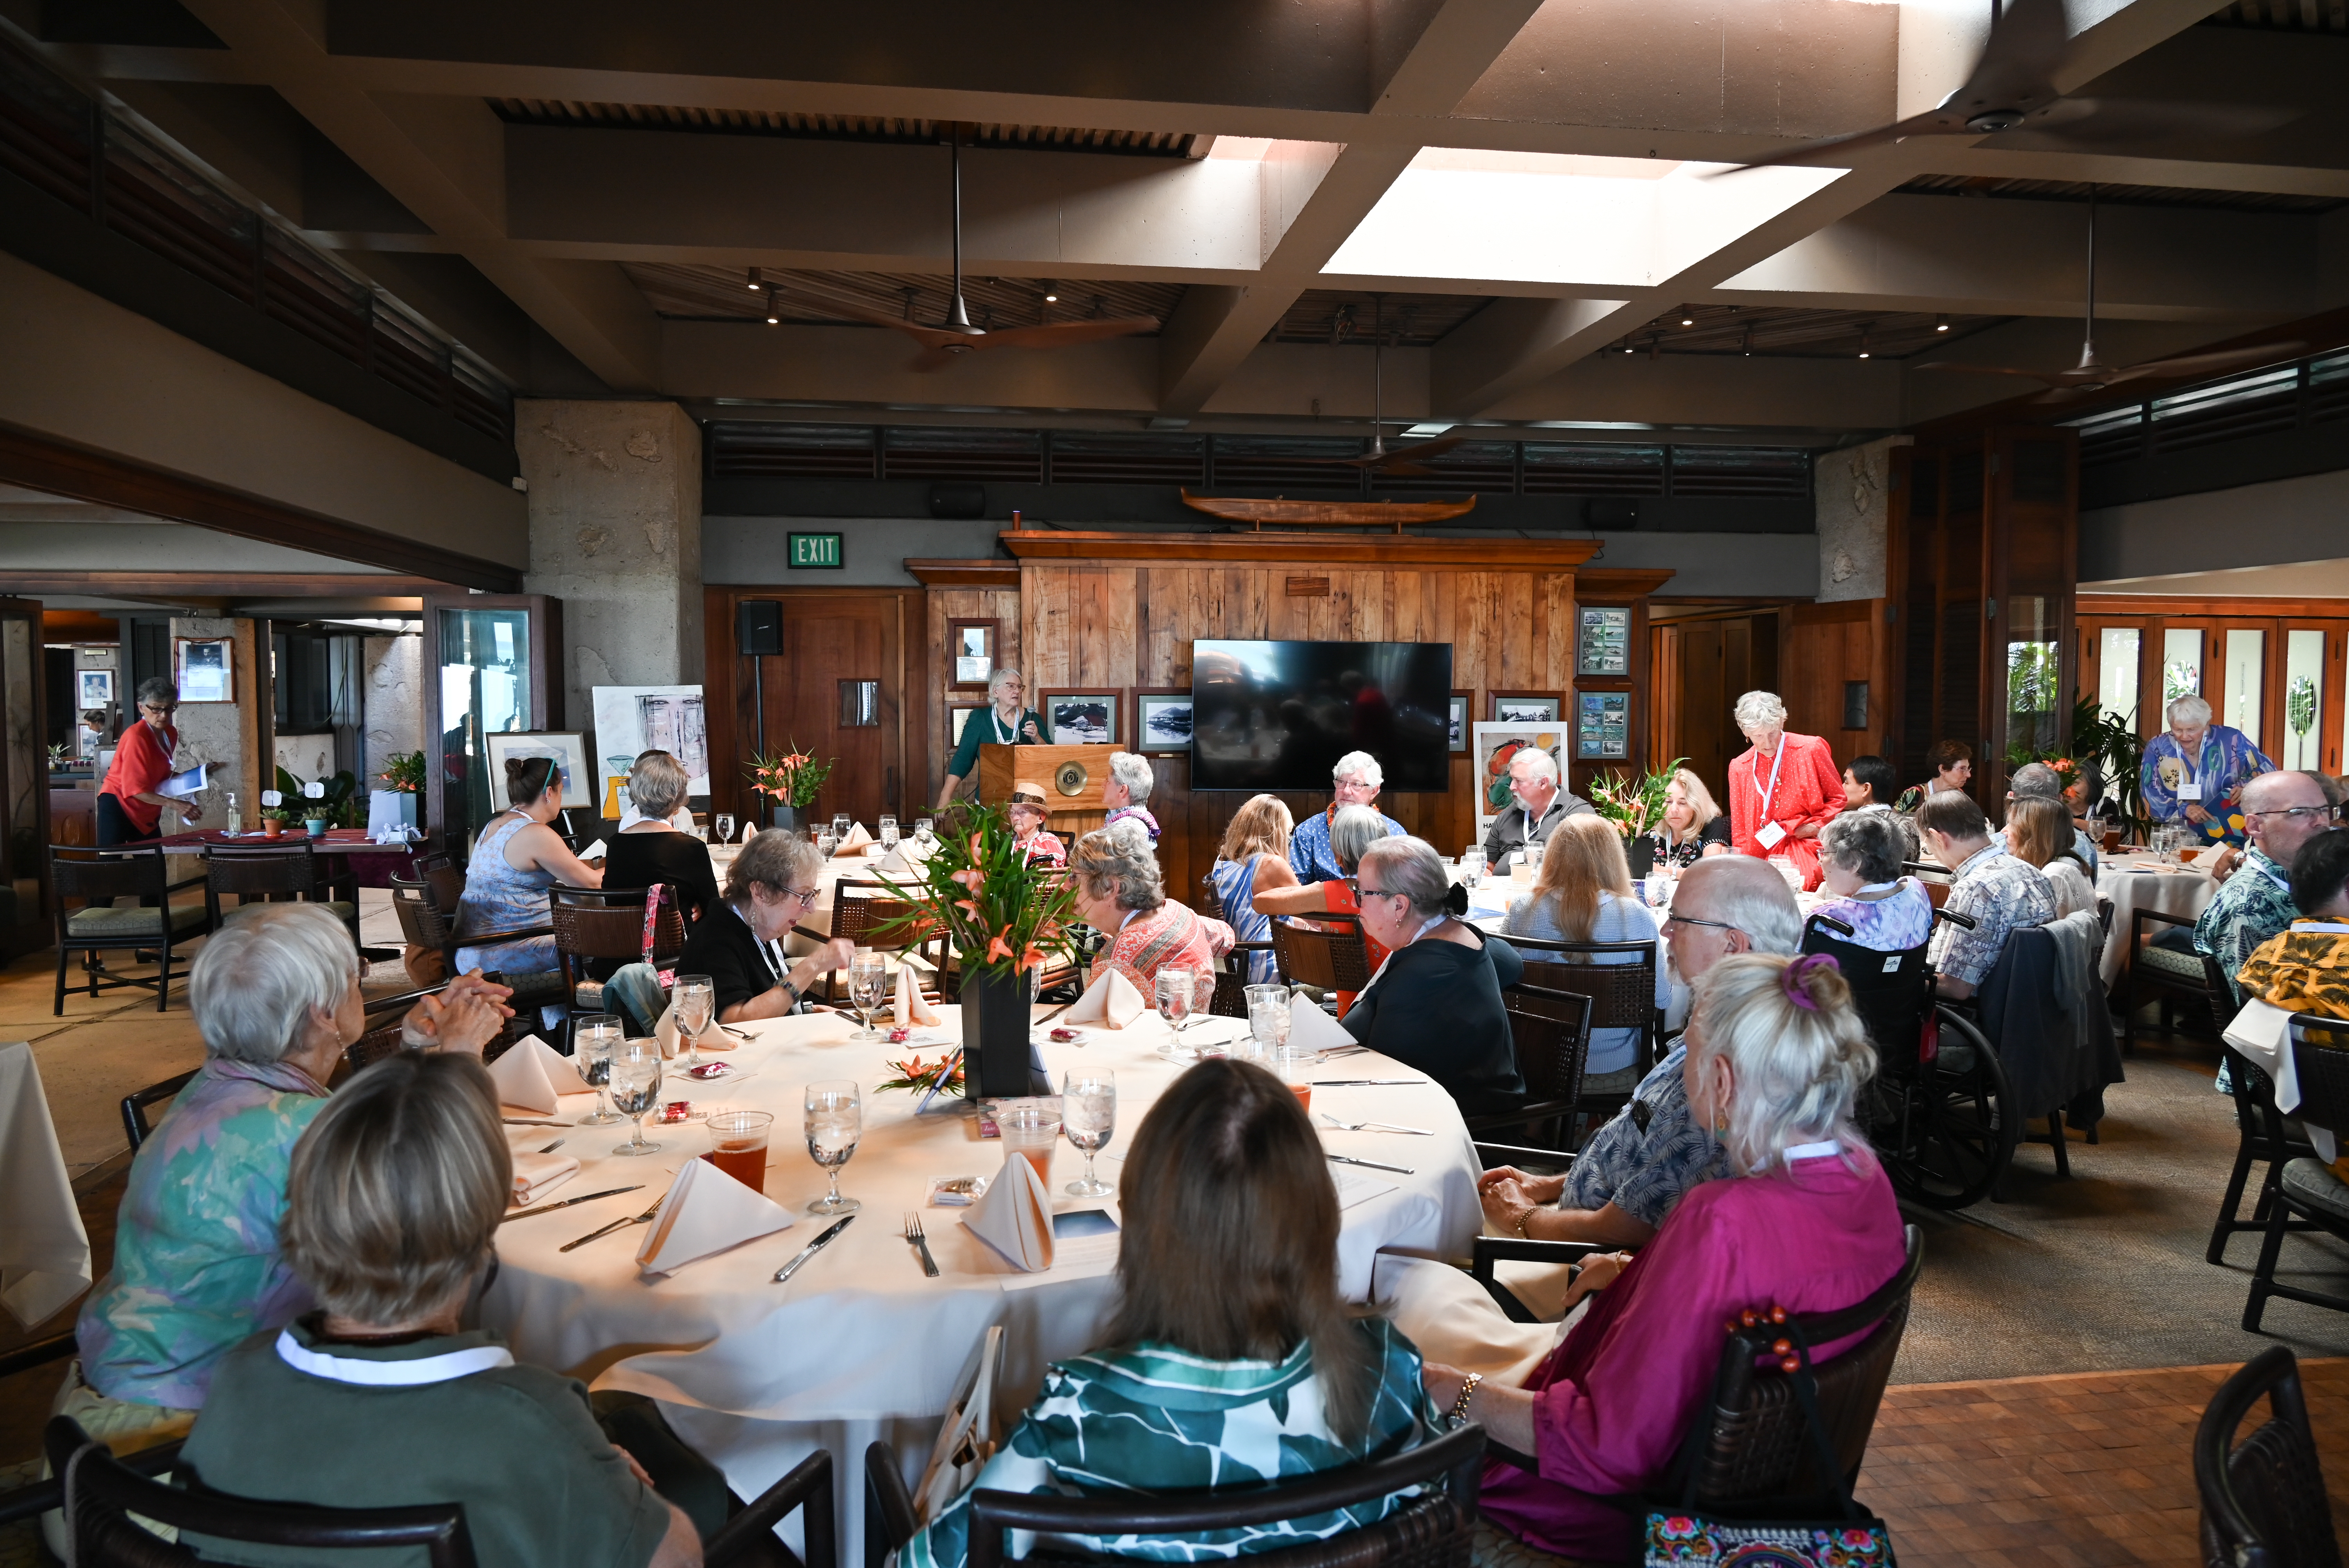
[97,676,196,844]
[1068,829,1234,1015]
[902,1058,1443,1568]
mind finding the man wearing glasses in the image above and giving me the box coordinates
[2194,770,2338,1005]
[97,677,200,845]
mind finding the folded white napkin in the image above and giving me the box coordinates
[1285,999,1355,1053]
[962,1149,1054,1272]
[486,1035,590,1113]
[510,1150,579,1205]
[833,822,873,855]
[874,846,909,873]
[636,1155,795,1276]
[1064,968,1146,1028]
[654,1004,682,1059]
[895,964,941,1026]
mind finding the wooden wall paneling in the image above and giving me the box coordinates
[919,583,1019,802]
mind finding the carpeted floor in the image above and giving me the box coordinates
[1895,1033,2349,1383]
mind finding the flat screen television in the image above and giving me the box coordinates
[1188,640,1453,792]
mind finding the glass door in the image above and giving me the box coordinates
[421,595,558,859]
[2281,620,2349,775]
[2217,625,2267,750]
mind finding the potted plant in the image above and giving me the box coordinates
[375,750,424,831]
[260,805,287,839]
[749,745,836,834]
[1588,757,1686,878]
[882,802,1078,1097]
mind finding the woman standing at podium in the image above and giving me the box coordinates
[938,667,1046,807]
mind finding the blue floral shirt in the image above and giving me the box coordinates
[77,1057,331,1409]
[2195,845,2299,1003]
[1928,844,2056,989]
[1558,1044,1729,1231]
[1287,805,1408,885]
[2142,726,2274,845]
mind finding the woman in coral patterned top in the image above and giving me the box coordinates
[1725,690,1844,891]
[1068,829,1233,1014]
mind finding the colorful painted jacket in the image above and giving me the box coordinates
[2235,919,2349,1018]
[2141,726,2274,845]
[76,1057,331,1409]
[902,1320,1440,1568]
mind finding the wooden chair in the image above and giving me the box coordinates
[50,843,210,1014]
[800,879,942,1003]
[2195,1345,2340,1568]
[2243,1014,2349,1332]
[2207,952,2320,1266]
[1270,914,1371,998]
[1506,937,1659,1119]
[549,885,687,1030]
[391,871,566,1020]
[1461,984,1595,1151]
[2126,907,2219,1052]
[864,1424,1485,1568]
[202,841,359,949]
[1210,942,1273,1019]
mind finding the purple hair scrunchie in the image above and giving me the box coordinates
[1780,952,1841,1010]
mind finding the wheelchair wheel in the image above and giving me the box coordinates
[1874,1006,2018,1210]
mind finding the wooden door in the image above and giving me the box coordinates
[705,588,919,830]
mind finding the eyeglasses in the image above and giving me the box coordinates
[139,703,175,716]
[772,886,822,910]
[1663,914,1741,935]
[2244,805,2338,826]
[1354,885,1406,901]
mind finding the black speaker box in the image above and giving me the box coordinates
[1586,497,1640,529]
[928,483,987,520]
[737,599,783,657]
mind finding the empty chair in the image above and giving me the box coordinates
[2194,1345,2340,1568]
[549,884,687,1032]
[49,843,209,1014]
[1463,983,1594,1150]
[202,841,358,948]
[1510,937,1661,1120]
[1270,915,1372,1000]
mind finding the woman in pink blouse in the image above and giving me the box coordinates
[1068,828,1234,1014]
[1423,952,1905,1564]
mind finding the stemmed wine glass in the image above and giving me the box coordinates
[610,1039,665,1156]
[1155,965,1196,1057]
[832,813,852,847]
[574,1013,624,1126]
[1062,1068,1116,1197]
[713,813,736,847]
[847,950,889,1041]
[878,815,900,852]
[914,817,936,848]
[804,1079,862,1215]
[672,974,715,1068]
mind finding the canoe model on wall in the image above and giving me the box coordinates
[1178,491,1476,533]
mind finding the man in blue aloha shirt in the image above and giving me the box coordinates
[1917,793,2055,999]
[2142,693,2275,848]
[1288,750,1406,884]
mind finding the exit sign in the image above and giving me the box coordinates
[788,531,843,569]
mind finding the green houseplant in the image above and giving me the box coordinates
[1588,757,1686,876]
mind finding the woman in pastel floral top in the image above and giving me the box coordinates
[1809,809,1936,952]
[903,1058,1441,1568]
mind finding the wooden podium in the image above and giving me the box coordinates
[977,743,1112,842]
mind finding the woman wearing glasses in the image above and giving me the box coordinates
[677,829,856,1023]
[97,677,198,845]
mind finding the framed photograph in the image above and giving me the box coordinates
[948,703,987,747]
[1576,691,1631,759]
[77,669,114,710]
[485,731,590,812]
[1042,689,1122,746]
[1134,690,1194,753]
[174,637,234,703]
[1577,607,1632,677]
[948,618,999,692]
[1488,691,1561,725]
[1471,723,1566,837]
[1448,691,1473,753]
[589,684,709,803]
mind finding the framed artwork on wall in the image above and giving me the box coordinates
[1488,691,1561,725]
[948,618,1000,691]
[78,669,114,710]
[1041,689,1122,745]
[1133,690,1193,753]
[948,703,987,748]
[1576,691,1631,759]
[484,732,590,812]
[1448,691,1473,752]
[174,637,233,703]
[1577,607,1632,677]
[1471,723,1566,837]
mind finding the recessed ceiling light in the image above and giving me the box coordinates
[1936,313,1950,331]
[765,312,779,325]
[748,266,763,292]
[1680,317,1694,327]
[1043,284,1059,302]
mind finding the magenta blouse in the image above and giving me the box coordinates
[1478,1150,1905,1563]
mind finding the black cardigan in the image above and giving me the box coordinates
[602,830,722,923]
[1340,927,1525,1117]
[675,902,788,1019]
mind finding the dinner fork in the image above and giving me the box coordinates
[1319,1112,1435,1137]
[560,1194,665,1252]
[903,1212,940,1278]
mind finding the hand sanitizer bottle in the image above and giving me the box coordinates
[225,792,242,836]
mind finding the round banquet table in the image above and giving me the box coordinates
[478,999,1481,1561]
[2094,851,2218,989]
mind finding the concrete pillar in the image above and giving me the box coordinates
[516,401,704,734]
[1814,435,1911,603]
[166,615,260,829]
[362,633,422,784]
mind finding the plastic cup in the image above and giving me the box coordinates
[701,1110,774,1194]
[1000,1103,1062,1188]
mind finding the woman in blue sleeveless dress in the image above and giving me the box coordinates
[455,755,603,1025]
[1207,794,1296,987]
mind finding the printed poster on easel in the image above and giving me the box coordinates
[1472,723,1566,841]
[590,685,710,812]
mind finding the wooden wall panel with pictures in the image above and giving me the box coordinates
[909,562,1020,803]
[1568,571,1668,796]
[1002,531,1625,911]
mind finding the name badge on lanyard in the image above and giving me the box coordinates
[1752,743,1789,849]
[2176,736,2207,802]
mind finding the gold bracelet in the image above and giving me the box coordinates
[1449,1372,1483,1429]
[1513,1205,1535,1238]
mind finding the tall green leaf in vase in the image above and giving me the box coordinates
[1588,757,1686,840]
[878,802,1080,984]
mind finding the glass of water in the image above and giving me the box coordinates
[805,1079,862,1215]
[832,813,852,846]
[915,817,936,848]
[610,1039,665,1156]
[1460,847,1484,887]
[815,827,837,858]
[1155,965,1195,1051]
[713,813,736,846]
[847,950,889,1040]
[878,814,899,851]
[672,974,715,1068]
[1062,1069,1116,1197]
[574,1013,624,1126]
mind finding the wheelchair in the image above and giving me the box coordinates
[1801,907,2018,1210]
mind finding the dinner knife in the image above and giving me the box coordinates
[501,1185,642,1224]
[773,1213,857,1284]
[1310,1078,1427,1087]
[1326,1153,1417,1176]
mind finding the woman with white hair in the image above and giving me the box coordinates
[2142,692,2274,848]
[937,667,1046,807]
[604,750,720,921]
[64,906,507,1473]
[1069,828,1235,1012]
[1725,690,1844,891]
[1425,952,1904,1565]
[1102,750,1161,843]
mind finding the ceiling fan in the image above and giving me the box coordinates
[1305,298,1468,475]
[1716,0,2295,174]
[1917,185,2304,403]
[777,125,1160,372]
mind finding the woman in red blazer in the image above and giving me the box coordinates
[1724,690,1842,891]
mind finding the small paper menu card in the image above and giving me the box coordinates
[636,1156,795,1276]
[509,1149,579,1205]
[833,822,873,855]
[962,1149,1054,1272]
[895,965,941,1026]
[1285,998,1356,1053]
[1063,968,1146,1028]
[486,1035,590,1113]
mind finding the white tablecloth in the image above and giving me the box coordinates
[0,1041,93,1330]
[2096,853,2218,989]
[479,1002,1480,1559]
